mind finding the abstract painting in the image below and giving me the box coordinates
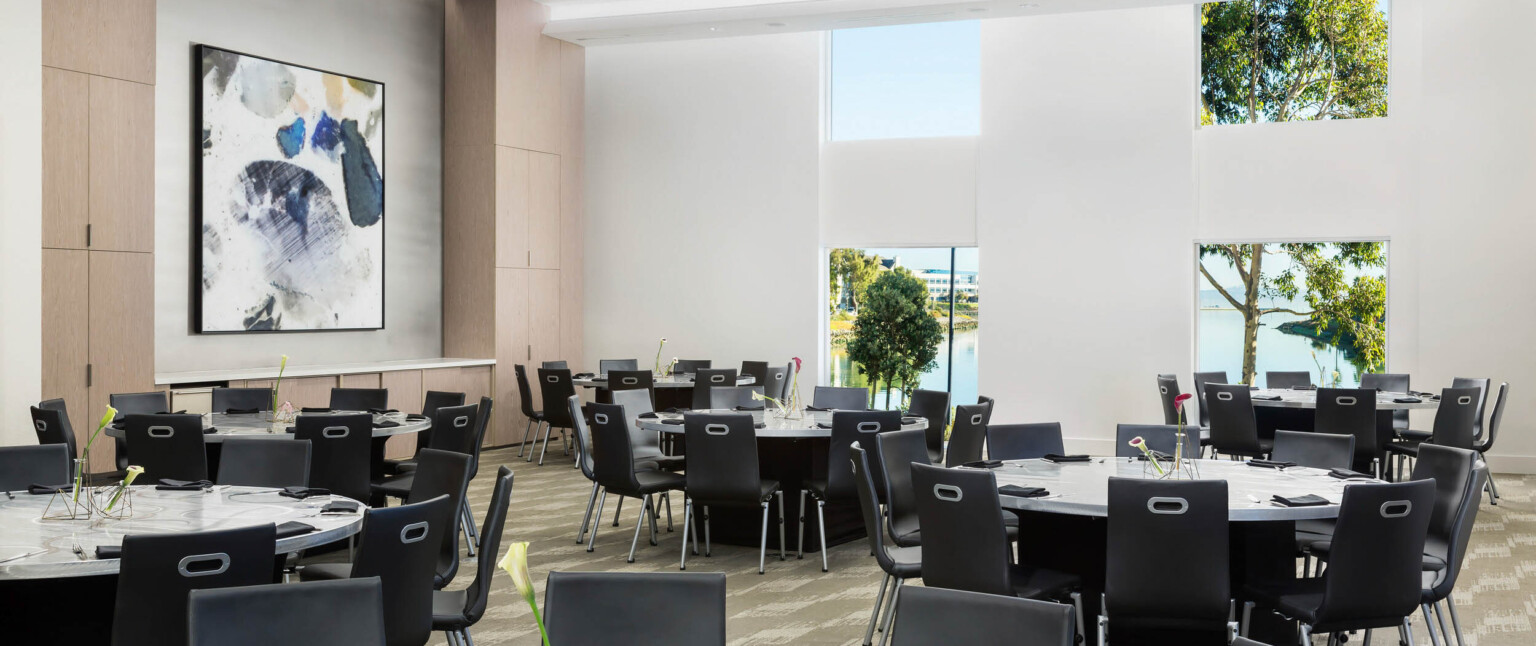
[197,45,384,332]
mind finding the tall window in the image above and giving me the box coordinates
[1201,1,1390,125]
[1196,242,1388,388]
[830,21,981,141]
[828,247,979,409]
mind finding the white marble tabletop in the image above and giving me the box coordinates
[103,411,430,443]
[638,409,928,439]
[0,486,365,580]
[989,458,1378,521]
[1248,388,1441,411]
[574,374,756,389]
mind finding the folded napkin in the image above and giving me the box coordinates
[275,521,318,539]
[665,408,687,414]
[203,427,219,434]
[638,412,660,419]
[901,417,922,425]
[963,459,1004,469]
[156,479,212,491]
[301,407,332,413]
[279,486,331,500]
[320,500,360,514]
[999,485,1050,498]
[734,406,765,412]
[95,545,121,560]
[804,405,831,412]
[661,419,685,426]
[1042,454,1091,463]
[283,426,297,434]
[368,408,399,415]
[1328,467,1373,480]
[1247,459,1296,469]
[375,421,400,429]
[815,422,833,429]
[574,373,596,379]
[591,378,608,383]
[1252,394,1283,401]
[1271,494,1329,507]
[224,408,259,415]
[1393,397,1422,403]
[27,483,73,495]
[754,423,767,430]
[405,414,428,421]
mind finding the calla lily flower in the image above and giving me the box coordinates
[499,542,549,645]
[98,406,118,433]
[1128,436,1164,475]
[1173,392,1193,410]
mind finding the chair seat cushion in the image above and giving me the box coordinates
[1308,537,1447,573]
[1398,429,1432,443]
[1008,564,1081,600]
[926,448,944,464]
[391,459,418,474]
[806,478,829,498]
[629,469,687,495]
[691,479,781,507]
[885,545,922,578]
[1384,442,1420,457]
[635,453,686,470]
[370,475,413,499]
[430,589,469,629]
[299,562,349,582]
[1243,578,1324,625]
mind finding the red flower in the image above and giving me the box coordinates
[1173,393,1193,410]
[792,357,802,371]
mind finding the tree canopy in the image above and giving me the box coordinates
[1201,0,1390,124]
[830,248,883,311]
[845,268,944,407]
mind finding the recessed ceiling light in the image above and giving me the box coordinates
[708,26,718,31]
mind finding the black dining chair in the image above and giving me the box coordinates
[211,387,272,413]
[460,396,493,548]
[1101,478,1235,645]
[113,524,277,646]
[681,413,785,573]
[111,391,171,470]
[389,390,467,475]
[599,358,639,374]
[372,403,483,554]
[977,395,996,425]
[1265,371,1312,389]
[295,413,373,503]
[1475,382,1508,503]
[122,413,208,483]
[796,410,896,571]
[987,423,1065,461]
[1156,374,1182,425]
[544,571,728,646]
[0,444,70,491]
[1241,480,1434,646]
[432,466,514,646]
[851,445,923,646]
[840,410,904,502]
[813,385,870,411]
[1205,383,1271,459]
[1399,377,1489,445]
[1113,424,1200,460]
[301,494,454,646]
[1360,373,1411,434]
[613,388,686,470]
[607,369,656,407]
[672,359,711,375]
[709,386,764,409]
[189,578,386,646]
[356,449,474,580]
[1385,386,1481,479]
[911,463,1084,639]
[587,402,687,562]
[330,388,389,412]
[514,365,546,459]
[739,360,769,391]
[1192,371,1228,432]
[874,429,934,550]
[1270,430,1354,470]
[906,389,951,464]
[216,437,311,487]
[1413,445,1486,646]
[891,585,1075,646]
[760,363,791,401]
[691,369,739,409]
[31,399,78,456]
[1313,387,1381,476]
[570,395,604,544]
[944,403,990,467]
[534,368,578,465]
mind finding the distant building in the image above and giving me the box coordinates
[912,267,978,301]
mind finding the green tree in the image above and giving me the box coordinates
[846,269,943,408]
[829,248,882,311]
[1202,0,1389,124]
[1199,242,1386,385]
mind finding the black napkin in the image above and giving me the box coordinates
[1271,494,1329,507]
[805,405,830,412]
[963,459,1004,469]
[27,483,72,495]
[1393,397,1422,403]
[368,408,399,415]
[156,479,212,491]
[1329,467,1373,480]
[591,378,608,384]
[999,485,1050,498]
[279,486,331,500]
[320,500,360,514]
[661,419,685,425]
[638,412,660,419]
[754,423,767,430]
[1247,459,1296,469]
[664,408,686,414]
[405,414,428,421]
[284,426,297,434]
[275,521,318,539]
[301,407,332,413]
[901,417,922,425]
[735,406,765,412]
[815,422,833,429]
[574,373,596,379]
[95,545,121,560]
[1042,454,1091,463]
[224,408,259,415]
[1252,394,1283,401]
[203,427,219,434]
[375,421,400,429]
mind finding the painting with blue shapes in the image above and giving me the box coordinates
[197,45,385,332]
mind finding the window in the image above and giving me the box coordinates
[830,21,981,141]
[828,247,979,409]
[1196,242,1388,388]
[1200,1,1390,125]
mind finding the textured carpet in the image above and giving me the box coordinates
[417,447,1536,645]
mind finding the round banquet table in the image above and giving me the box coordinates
[635,409,927,550]
[0,485,366,643]
[574,374,757,389]
[1247,388,1442,411]
[1241,388,1440,477]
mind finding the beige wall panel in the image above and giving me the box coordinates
[94,0,155,85]
[493,268,530,445]
[86,251,153,471]
[494,0,546,150]
[88,76,154,253]
[247,375,337,410]
[43,67,90,249]
[422,366,494,446]
[443,144,497,357]
[42,250,90,455]
[560,42,584,159]
[560,155,584,370]
[381,370,424,459]
[529,269,562,367]
[526,35,564,155]
[496,146,530,268]
[528,151,560,269]
[43,0,95,75]
[340,373,382,389]
[444,0,496,147]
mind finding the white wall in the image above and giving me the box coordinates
[821,137,978,247]
[155,0,445,374]
[584,32,824,385]
[0,0,43,445]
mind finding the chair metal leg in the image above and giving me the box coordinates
[1070,592,1085,644]
[627,496,650,563]
[462,628,475,646]
[518,419,534,458]
[817,499,829,572]
[1422,604,1443,646]
[1433,602,1453,646]
[1363,629,1373,645]
[538,424,560,466]
[864,574,890,646]
[524,421,545,462]
[1402,616,1417,646]
[877,578,904,644]
[648,494,659,546]
[704,506,712,556]
[758,501,770,574]
[1297,624,1311,646]
[1241,601,1254,637]
[461,502,478,557]
[1445,595,1466,646]
[665,492,674,531]
[680,499,693,570]
[613,496,624,526]
[577,481,599,543]
[777,490,787,562]
[1096,614,1107,646]
[796,490,807,559]
[586,489,607,552]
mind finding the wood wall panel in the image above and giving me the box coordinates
[560,42,584,159]
[88,76,155,253]
[86,251,153,472]
[494,268,531,445]
[340,373,382,389]
[422,366,495,446]
[42,68,90,249]
[495,147,530,268]
[528,36,564,155]
[560,154,585,370]
[94,0,156,85]
[42,0,95,75]
[41,250,90,454]
[529,269,562,366]
[381,370,424,459]
[443,144,497,357]
[494,0,549,151]
[528,151,560,269]
[444,0,496,147]
[246,376,337,410]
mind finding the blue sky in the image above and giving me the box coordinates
[859,247,978,273]
[831,20,981,141]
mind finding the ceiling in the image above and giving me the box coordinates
[540,0,1217,46]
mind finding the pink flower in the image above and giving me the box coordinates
[792,357,802,371]
[1173,393,1193,410]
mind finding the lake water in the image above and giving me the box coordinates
[829,327,979,409]
[1198,307,1359,387]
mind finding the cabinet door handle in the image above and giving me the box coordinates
[86,364,93,388]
